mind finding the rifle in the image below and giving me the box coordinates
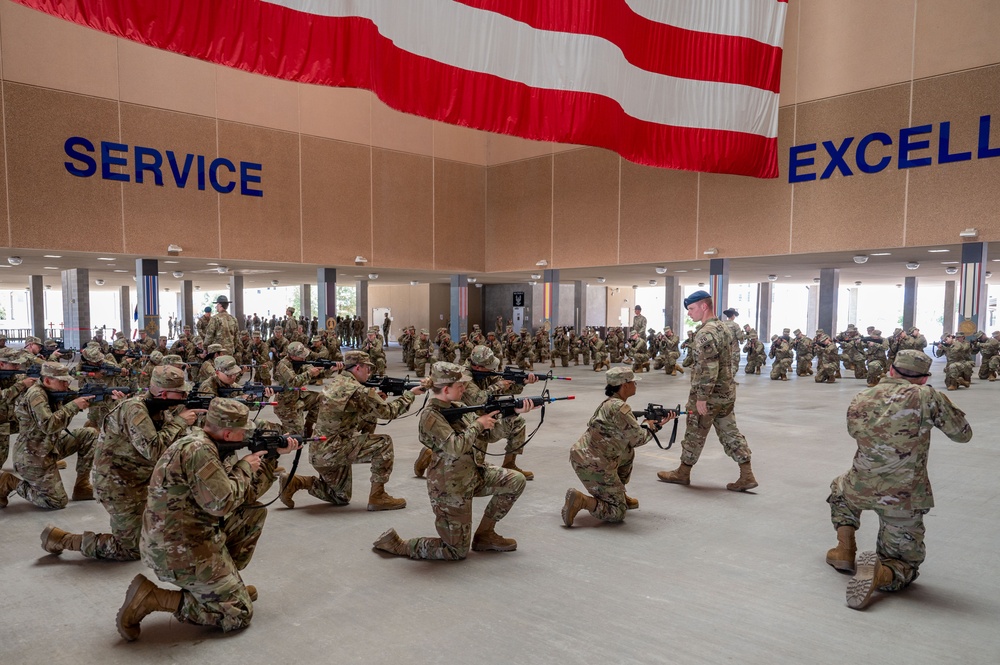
[0,364,42,379]
[363,375,423,396]
[217,383,309,399]
[39,346,78,360]
[469,365,572,385]
[859,336,884,344]
[75,362,132,377]
[632,403,687,450]
[181,392,278,411]
[48,384,134,405]
[440,394,575,423]
[290,358,344,371]
[217,432,326,461]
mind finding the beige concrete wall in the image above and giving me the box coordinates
[368,283,431,335]
[4,0,1000,277]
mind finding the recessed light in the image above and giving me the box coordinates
[97,257,115,261]
[43,255,61,259]
[941,261,959,265]
[927,249,950,253]
[691,268,702,271]
[164,260,179,264]
[43,266,59,270]
[113,270,127,273]
[207,263,219,266]
[674,270,688,273]
[870,252,892,256]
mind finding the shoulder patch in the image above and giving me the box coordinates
[618,402,632,414]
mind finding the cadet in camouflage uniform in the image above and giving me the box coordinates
[825,350,971,610]
[137,350,164,390]
[136,329,157,356]
[0,348,35,466]
[273,342,332,436]
[457,332,474,364]
[631,305,647,337]
[898,326,927,353]
[486,331,504,366]
[414,346,540,480]
[551,327,571,368]
[78,345,128,430]
[372,362,532,559]
[268,325,290,365]
[279,351,419,511]
[742,334,766,374]
[116,399,301,640]
[769,330,793,381]
[792,329,814,376]
[195,307,213,340]
[862,330,889,387]
[813,334,841,383]
[626,331,650,372]
[562,367,673,527]
[414,329,433,377]
[399,326,415,370]
[976,330,1000,380]
[722,309,745,372]
[934,332,973,390]
[590,332,610,371]
[0,362,99,509]
[362,326,387,374]
[247,330,272,384]
[657,291,757,491]
[40,366,198,561]
[654,328,683,375]
[680,330,697,368]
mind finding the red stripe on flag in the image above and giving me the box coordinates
[14,0,779,176]
[454,0,783,92]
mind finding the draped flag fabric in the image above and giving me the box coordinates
[15,0,787,178]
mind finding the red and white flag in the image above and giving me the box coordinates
[17,0,787,177]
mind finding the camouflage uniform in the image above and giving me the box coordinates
[457,335,474,364]
[590,334,610,371]
[80,347,125,430]
[827,363,971,591]
[9,374,97,509]
[863,333,889,386]
[399,327,415,370]
[0,351,30,466]
[654,331,681,374]
[140,416,279,632]
[247,334,272,384]
[81,372,192,560]
[413,332,433,377]
[400,395,524,560]
[304,369,415,505]
[361,328,387,374]
[976,333,999,380]
[742,336,766,374]
[631,312,647,337]
[569,395,653,523]
[768,334,793,380]
[273,354,320,435]
[934,336,973,390]
[677,317,751,467]
[814,337,841,383]
[627,335,650,372]
[792,330,814,376]
[552,329,570,368]
[681,331,697,368]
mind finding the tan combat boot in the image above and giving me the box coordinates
[675,365,684,374]
[561,488,596,527]
[657,463,692,486]
[372,528,409,556]
[846,551,894,610]
[278,474,314,509]
[472,518,517,552]
[624,494,639,510]
[246,585,258,602]
[826,526,857,572]
[0,471,20,508]
[72,474,94,501]
[727,462,758,491]
[413,448,433,478]
[56,459,67,469]
[40,525,83,555]
[367,483,406,511]
[116,574,183,642]
[502,454,534,481]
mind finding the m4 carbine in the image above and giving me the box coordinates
[363,375,423,396]
[440,394,574,423]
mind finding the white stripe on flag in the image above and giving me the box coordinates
[626,0,788,47]
[266,0,780,137]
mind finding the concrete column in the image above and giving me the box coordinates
[28,275,45,340]
[450,274,469,341]
[818,268,840,336]
[903,276,918,330]
[61,268,91,349]
[317,268,337,328]
[757,282,772,340]
[847,287,859,327]
[543,269,560,344]
[958,242,988,333]
[663,276,682,332]
[356,280,369,325]
[135,259,160,338]
[119,285,131,338]
[179,280,194,332]
[574,280,588,333]
[300,283,311,319]
[709,259,729,318]
[806,285,819,336]
[228,275,245,330]
[943,280,956,335]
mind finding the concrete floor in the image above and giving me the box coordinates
[2,350,998,665]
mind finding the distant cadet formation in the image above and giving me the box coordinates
[0,292,977,641]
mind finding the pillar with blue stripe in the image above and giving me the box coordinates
[135,259,160,338]
[959,242,988,333]
[450,274,468,342]
[709,258,729,318]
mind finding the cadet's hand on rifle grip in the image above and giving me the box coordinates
[525,373,538,384]
[263,387,275,398]
[111,389,129,401]
[477,411,499,430]
[177,409,201,426]
[21,377,37,389]
[514,400,535,414]
[242,451,264,473]
[308,366,322,377]
[73,395,95,410]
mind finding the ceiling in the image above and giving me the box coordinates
[0,242,997,292]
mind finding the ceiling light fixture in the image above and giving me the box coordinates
[870,252,892,256]
[853,255,868,264]
[368,273,379,280]
[655,267,667,274]
[43,255,61,259]
[355,256,368,264]
[703,248,718,256]
[7,257,22,266]
[906,262,920,270]
[959,228,978,238]
[596,277,606,283]
[927,249,950,253]
[536,259,548,267]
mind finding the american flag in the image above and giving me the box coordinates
[17,0,787,177]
